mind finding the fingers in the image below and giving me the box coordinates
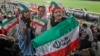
[22,23,26,30]
[30,21,33,28]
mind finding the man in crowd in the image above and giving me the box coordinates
[82,23,94,42]
[34,5,48,36]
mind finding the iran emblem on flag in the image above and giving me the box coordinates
[32,16,79,56]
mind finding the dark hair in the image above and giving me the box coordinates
[85,34,89,40]
[0,9,1,11]
[21,10,31,28]
[88,48,95,56]
[90,25,94,29]
[3,15,7,18]
[50,10,55,21]
[0,10,3,14]
[24,10,30,13]
[7,11,12,14]
[97,28,100,33]
[82,23,87,27]
[50,14,55,20]
[22,10,30,18]
[38,5,46,11]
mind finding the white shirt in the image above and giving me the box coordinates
[84,28,94,42]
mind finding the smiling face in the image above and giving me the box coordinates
[53,8,63,21]
[38,6,46,18]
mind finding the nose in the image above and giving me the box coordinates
[56,12,60,16]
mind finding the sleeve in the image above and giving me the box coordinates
[17,20,25,40]
[86,28,94,42]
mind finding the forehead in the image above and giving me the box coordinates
[54,9,62,12]
[38,7,45,10]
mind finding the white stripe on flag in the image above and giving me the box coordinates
[33,19,45,26]
[3,18,17,29]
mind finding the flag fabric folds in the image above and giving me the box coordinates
[32,16,79,56]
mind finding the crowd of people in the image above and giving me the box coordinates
[73,23,100,56]
[0,2,100,56]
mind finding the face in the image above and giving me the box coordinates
[82,26,87,29]
[24,11,30,19]
[38,7,45,17]
[53,9,63,20]
[8,13,12,17]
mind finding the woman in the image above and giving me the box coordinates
[18,10,35,56]
[47,6,66,29]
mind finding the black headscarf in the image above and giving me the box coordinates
[21,14,35,40]
[50,17,66,27]
[21,16,31,28]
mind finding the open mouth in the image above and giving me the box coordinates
[57,15,62,17]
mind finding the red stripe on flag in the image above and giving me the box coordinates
[6,18,19,32]
[44,38,79,56]
[33,21,44,27]
[30,8,38,11]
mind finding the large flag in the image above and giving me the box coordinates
[32,16,79,56]
[2,17,19,32]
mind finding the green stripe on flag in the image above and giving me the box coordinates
[19,3,29,14]
[32,16,79,48]
[34,16,46,23]
[0,24,2,29]
[50,1,58,7]
[2,17,14,27]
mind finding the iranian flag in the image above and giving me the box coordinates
[32,16,79,56]
[33,16,46,27]
[49,1,58,13]
[18,3,29,14]
[2,17,19,32]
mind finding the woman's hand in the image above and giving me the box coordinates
[30,21,33,28]
[0,34,7,37]
[22,24,26,30]
[22,24,26,35]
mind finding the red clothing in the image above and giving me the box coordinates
[0,29,7,35]
[16,8,21,16]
